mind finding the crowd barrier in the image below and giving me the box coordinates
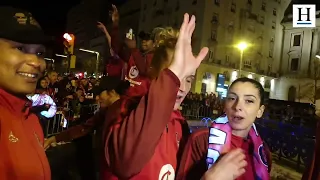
[45,104,99,137]
[46,102,316,171]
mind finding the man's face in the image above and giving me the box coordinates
[99,90,112,108]
[81,79,88,86]
[141,39,154,52]
[48,72,58,84]
[76,89,83,97]
[0,39,46,95]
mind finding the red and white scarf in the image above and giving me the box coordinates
[206,115,270,180]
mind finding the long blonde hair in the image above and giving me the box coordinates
[148,27,179,79]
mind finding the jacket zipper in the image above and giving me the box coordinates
[176,132,180,147]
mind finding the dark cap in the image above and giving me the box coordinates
[138,27,164,41]
[92,76,130,96]
[0,6,52,44]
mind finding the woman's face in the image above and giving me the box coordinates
[224,82,265,137]
[165,49,193,110]
[40,79,48,89]
[0,39,46,95]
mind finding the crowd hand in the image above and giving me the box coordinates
[66,95,73,99]
[201,149,247,180]
[169,13,209,82]
[124,35,136,49]
[110,4,119,25]
[44,136,57,150]
[97,22,108,34]
[97,21,112,48]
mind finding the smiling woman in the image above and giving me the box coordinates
[0,40,46,94]
[0,6,52,180]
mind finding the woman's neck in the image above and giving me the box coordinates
[232,127,251,138]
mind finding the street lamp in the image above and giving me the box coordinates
[79,48,100,78]
[236,42,248,76]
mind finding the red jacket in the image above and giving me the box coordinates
[0,89,51,180]
[110,25,153,97]
[101,69,190,179]
[124,49,153,97]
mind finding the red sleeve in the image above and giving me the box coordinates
[176,128,209,180]
[55,109,106,142]
[110,25,131,63]
[105,69,180,179]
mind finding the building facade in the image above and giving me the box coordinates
[273,1,320,104]
[66,0,108,72]
[138,0,290,97]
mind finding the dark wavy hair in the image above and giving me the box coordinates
[229,77,265,106]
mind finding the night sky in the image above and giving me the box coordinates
[0,0,127,36]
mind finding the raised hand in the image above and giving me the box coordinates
[97,21,107,33]
[168,13,209,81]
[201,149,247,180]
[97,21,111,46]
[110,4,119,24]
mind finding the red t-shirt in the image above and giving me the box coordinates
[231,135,255,180]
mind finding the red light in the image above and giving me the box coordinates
[63,33,72,42]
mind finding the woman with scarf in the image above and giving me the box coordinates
[176,77,272,180]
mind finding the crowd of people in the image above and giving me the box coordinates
[0,5,319,180]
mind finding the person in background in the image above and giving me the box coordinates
[99,5,159,97]
[302,120,320,179]
[37,77,49,89]
[44,76,130,180]
[47,71,59,97]
[0,6,51,179]
[100,13,208,180]
[176,77,272,180]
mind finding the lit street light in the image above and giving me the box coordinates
[236,42,248,76]
[79,48,100,78]
[55,54,67,58]
[316,55,320,59]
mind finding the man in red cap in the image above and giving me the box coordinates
[0,6,52,180]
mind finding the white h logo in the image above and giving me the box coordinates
[292,4,316,27]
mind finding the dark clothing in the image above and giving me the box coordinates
[302,122,320,180]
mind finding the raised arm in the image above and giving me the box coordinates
[105,13,209,178]
[44,109,106,149]
[105,69,179,178]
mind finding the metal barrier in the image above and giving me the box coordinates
[181,104,221,120]
[45,101,316,171]
[45,104,99,137]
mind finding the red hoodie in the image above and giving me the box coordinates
[101,69,190,179]
[110,25,153,97]
[124,49,153,97]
